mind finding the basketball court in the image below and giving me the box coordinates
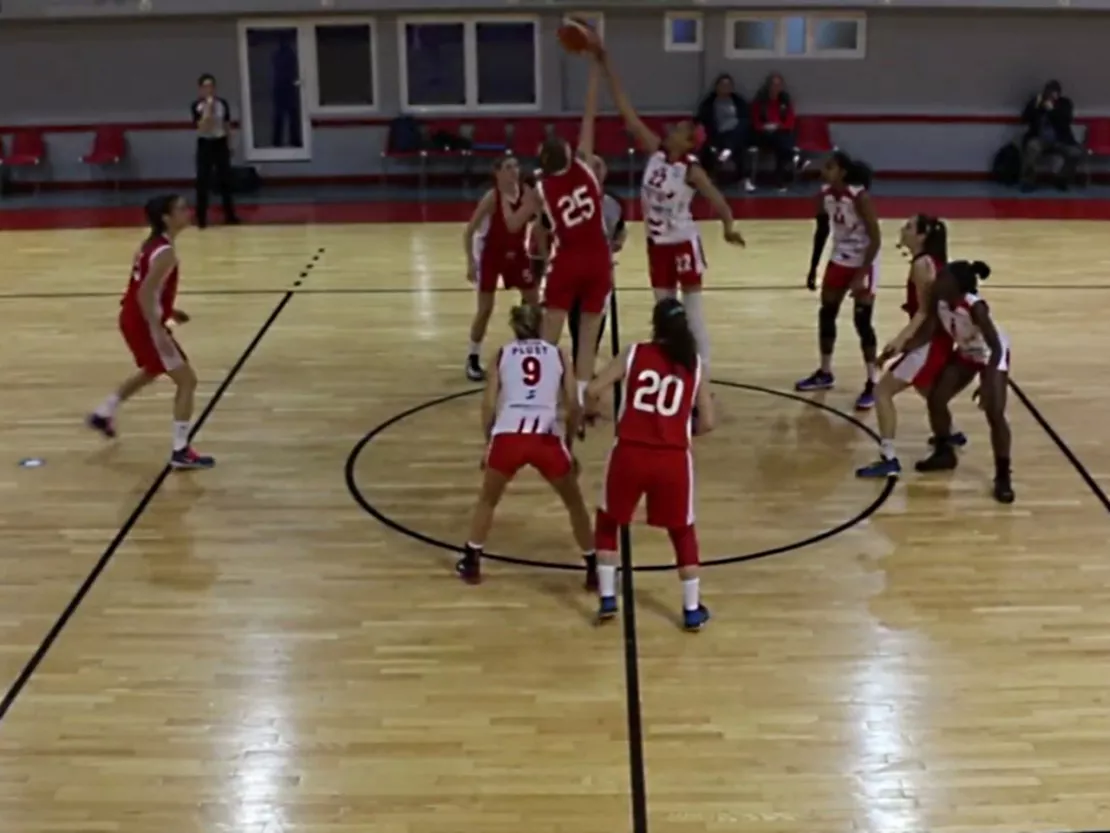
[2,217,1108,832]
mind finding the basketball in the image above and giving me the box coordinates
[557,18,594,54]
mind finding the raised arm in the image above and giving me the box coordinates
[598,51,660,153]
[576,58,600,160]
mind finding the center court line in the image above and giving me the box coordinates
[0,246,326,726]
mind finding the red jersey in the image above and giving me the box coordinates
[475,187,527,265]
[536,157,609,261]
[616,342,701,450]
[121,234,178,324]
[902,254,942,318]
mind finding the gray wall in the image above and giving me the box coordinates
[1,9,1108,181]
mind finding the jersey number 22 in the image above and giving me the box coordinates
[631,369,684,417]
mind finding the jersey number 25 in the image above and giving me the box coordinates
[631,369,684,417]
[557,186,596,229]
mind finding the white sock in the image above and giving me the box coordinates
[95,394,120,418]
[682,291,711,375]
[468,341,481,358]
[576,380,587,406]
[172,420,190,452]
[866,363,879,383]
[880,439,897,460]
[682,577,700,611]
[598,564,617,598]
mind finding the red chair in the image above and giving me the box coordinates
[510,119,548,159]
[81,126,126,189]
[793,116,836,176]
[1082,118,1110,186]
[1,129,47,194]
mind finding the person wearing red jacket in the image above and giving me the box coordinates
[748,73,797,192]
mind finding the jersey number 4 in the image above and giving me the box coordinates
[521,356,541,400]
[631,369,684,417]
[556,186,597,229]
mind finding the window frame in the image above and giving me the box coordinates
[663,12,703,53]
[724,12,867,60]
[397,14,542,114]
[724,14,781,60]
[304,16,381,116]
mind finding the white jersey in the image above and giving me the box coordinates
[641,151,700,245]
[490,339,566,436]
[822,184,872,268]
[938,293,1009,366]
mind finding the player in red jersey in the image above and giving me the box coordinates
[856,215,965,479]
[456,304,597,587]
[585,298,715,631]
[535,57,612,406]
[598,48,745,381]
[86,195,215,470]
[796,151,883,411]
[463,156,541,382]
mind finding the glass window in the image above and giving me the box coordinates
[403,21,466,107]
[784,16,807,56]
[315,24,374,108]
[814,19,860,52]
[731,19,776,52]
[475,21,536,106]
[669,17,700,47]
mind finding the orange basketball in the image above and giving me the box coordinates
[557,18,594,54]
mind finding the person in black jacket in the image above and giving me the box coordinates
[1020,80,1082,192]
[695,74,750,183]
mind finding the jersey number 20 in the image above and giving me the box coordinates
[557,186,596,229]
[631,369,684,417]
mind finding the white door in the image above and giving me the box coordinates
[237,21,313,162]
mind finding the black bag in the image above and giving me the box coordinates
[229,165,260,194]
[991,142,1021,186]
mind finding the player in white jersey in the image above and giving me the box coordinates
[796,151,883,412]
[908,260,1014,503]
[457,303,598,586]
[596,47,744,380]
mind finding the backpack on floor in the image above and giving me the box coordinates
[991,142,1021,186]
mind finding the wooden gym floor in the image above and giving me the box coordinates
[2,219,1110,833]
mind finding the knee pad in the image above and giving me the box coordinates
[853,302,877,350]
[818,302,838,343]
[667,524,700,568]
[594,509,618,553]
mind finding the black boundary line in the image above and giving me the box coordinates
[604,287,650,833]
[4,283,1110,301]
[0,246,326,726]
[1009,379,1110,511]
[343,382,893,571]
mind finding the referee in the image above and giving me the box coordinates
[192,74,240,228]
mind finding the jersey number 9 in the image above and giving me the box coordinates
[631,369,684,417]
[557,186,597,229]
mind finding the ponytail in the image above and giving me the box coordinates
[947,259,992,294]
[830,150,872,188]
[651,297,699,373]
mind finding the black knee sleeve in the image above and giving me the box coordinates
[818,302,838,343]
[853,302,877,350]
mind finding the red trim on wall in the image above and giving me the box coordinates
[1,112,1102,135]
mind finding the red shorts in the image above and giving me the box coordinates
[485,433,573,482]
[647,238,706,291]
[543,250,612,314]
[119,312,186,376]
[823,260,878,295]
[477,251,534,294]
[601,442,695,529]
[889,333,953,391]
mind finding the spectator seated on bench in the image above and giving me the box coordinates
[1020,79,1083,192]
[746,73,796,192]
[695,73,750,184]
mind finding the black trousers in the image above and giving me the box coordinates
[750,129,796,185]
[195,136,237,225]
[568,300,607,369]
